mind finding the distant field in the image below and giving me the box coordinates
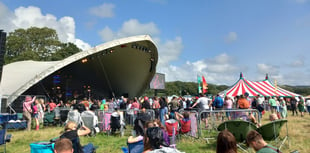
[6,111,309,153]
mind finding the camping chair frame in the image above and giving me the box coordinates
[165,119,179,148]
[198,109,261,143]
[256,119,289,150]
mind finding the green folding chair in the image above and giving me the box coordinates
[256,119,289,150]
[218,120,257,152]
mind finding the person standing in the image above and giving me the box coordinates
[224,96,233,120]
[279,97,287,119]
[290,97,298,116]
[23,95,36,131]
[159,97,168,126]
[297,96,305,117]
[306,98,310,115]
[191,94,211,128]
[269,97,277,114]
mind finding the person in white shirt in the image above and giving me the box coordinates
[306,98,310,115]
[190,94,211,128]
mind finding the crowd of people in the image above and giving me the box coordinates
[22,92,309,153]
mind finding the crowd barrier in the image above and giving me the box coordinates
[198,108,261,138]
[96,109,155,133]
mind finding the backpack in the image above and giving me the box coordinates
[251,99,257,109]
[214,97,224,108]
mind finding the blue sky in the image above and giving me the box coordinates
[1,0,310,85]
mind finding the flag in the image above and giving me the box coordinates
[202,76,208,94]
[197,75,202,94]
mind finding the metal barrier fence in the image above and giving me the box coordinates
[198,109,261,138]
[96,109,155,132]
[178,109,199,139]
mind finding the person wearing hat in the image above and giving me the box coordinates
[23,95,36,131]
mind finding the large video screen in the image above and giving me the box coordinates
[150,73,165,89]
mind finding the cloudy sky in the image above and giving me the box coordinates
[1,0,310,86]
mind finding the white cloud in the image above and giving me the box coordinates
[225,32,238,43]
[0,3,91,50]
[99,19,160,42]
[257,63,279,76]
[0,3,17,31]
[157,37,183,67]
[158,53,245,85]
[89,3,115,18]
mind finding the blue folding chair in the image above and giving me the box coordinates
[0,129,11,153]
[30,141,54,153]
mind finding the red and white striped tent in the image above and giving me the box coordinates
[221,73,300,97]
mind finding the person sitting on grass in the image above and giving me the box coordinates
[143,127,183,153]
[216,129,237,153]
[54,138,74,153]
[246,130,281,153]
[175,111,191,134]
[269,113,279,121]
[60,121,95,153]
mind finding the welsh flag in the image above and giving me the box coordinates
[202,76,208,94]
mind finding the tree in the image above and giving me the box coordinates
[50,42,81,61]
[5,27,81,64]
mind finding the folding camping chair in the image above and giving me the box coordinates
[165,119,179,148]
[60,108,70,126]
[30,141,54,153]
[43,111,55,126]
[102,112,112,135]
[81,111,98,136]
[179,110,199,139]
[218,120,257,152]
[66,110,83,128]
[127,136,144,153]
[110,111,125,137]
[256,119,289,150]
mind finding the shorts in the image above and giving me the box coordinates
[225,108,232,117]
[200,109,209,119]
[33,113,39,118]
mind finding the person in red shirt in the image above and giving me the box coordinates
[49,100,57,111]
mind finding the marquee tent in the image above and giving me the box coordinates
[221,73,300,97]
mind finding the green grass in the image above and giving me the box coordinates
[5,111,310,153]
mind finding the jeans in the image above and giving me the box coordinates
[160,107,168,125]
[83,143,95,153]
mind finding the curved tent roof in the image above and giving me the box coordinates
[222,73,300,97]
[0,35,158,104]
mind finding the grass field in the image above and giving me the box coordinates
[5,111,310,153]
